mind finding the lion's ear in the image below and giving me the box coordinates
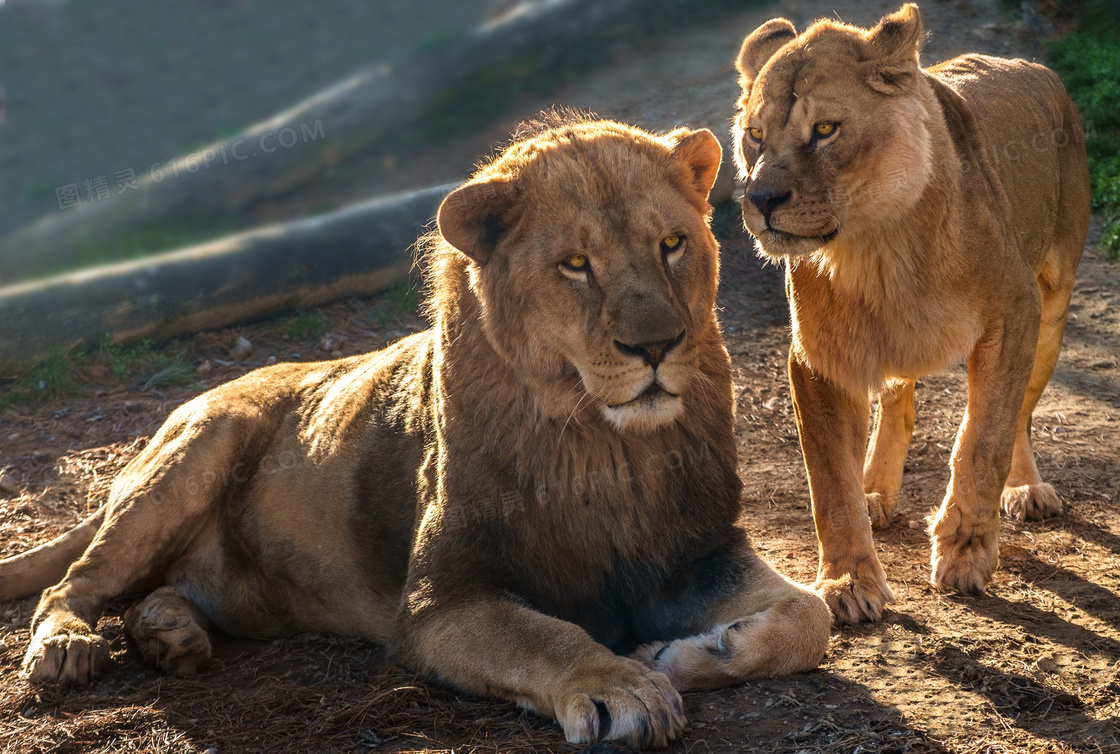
[864,3,923,94]
[437,178,520,266]
[736,18,797,89]
[668,128,723,202]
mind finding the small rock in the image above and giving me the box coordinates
[1035,655,1062,675]
[0,471,18,495]
[229,337,252,360]
[266,356,277,365]
[197,360,213,377]
[319,332,345,352]
[907,519,921,530]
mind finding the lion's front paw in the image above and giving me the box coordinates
[865,492,895,530]
[1001,483,1061,522]
[632,639,690,689]
[815,558,893,624]
[22,629,111,686]
[556,656,685,749]
[929,509,999,594]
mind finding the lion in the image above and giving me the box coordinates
[731,4,1091,624]
[0,117,831,749]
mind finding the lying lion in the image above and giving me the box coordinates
[0,118,830,748]
[732,4,1091,623]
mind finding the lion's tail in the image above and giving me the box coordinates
[0,508,104,600]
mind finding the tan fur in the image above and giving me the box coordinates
[1,118,830,749]
[732,5,1090,623]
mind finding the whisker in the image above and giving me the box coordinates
[559,385,595,444]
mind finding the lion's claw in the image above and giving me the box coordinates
[557,657,685,748]
[1001,483,1061,522]
[865,492,895,530]
[22,631,110,686]
[816,561,894,624]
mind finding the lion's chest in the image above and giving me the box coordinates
[787,263,981,394]
[491,441,739,646]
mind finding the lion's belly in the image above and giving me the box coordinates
[161,430,424,642]
[168,442,422,641]
[169,533,404,643]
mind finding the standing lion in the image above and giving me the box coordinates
[0,118,830,749]
[732,4,1091,623]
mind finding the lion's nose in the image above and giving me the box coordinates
[745,186,792,216]
[614,331,684,368]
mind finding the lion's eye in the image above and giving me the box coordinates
[814,122,837,137]
[562,253,590,272]
[661,235,684,255]
[748,127,763,142]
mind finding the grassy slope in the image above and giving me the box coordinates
[1049,31,1120,257]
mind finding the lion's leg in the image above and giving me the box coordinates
[930,305,1038,594]
[22,410,235,685]
[397,595,685,749]
[1001,261,1075,521]
[789,353,892,624]
[124,585,213,675]
[863,378,916,529]
[633,545,830,691]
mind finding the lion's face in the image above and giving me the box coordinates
[437,121,724,432]
[732,5,933,260]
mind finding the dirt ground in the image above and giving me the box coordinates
[2,0,1119,752]
[1,219,1116,754]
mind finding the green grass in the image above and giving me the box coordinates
[367,280,421,327]
[0,354,80,406]
[99,336,157,378]
[0,337,202,407]
[143,361,198,390]
[284,309,330,342]
[1050,31,1120,258]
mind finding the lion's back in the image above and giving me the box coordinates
[929,54,1090,266]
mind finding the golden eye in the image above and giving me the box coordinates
[661,235,683,252]
[748,127,763,142]
[562,253,589,271]
[814,122,836,137]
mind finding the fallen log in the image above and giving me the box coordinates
[0,184,453,373]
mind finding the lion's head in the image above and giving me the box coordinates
[432,118,724,432]
[732,4,934,259]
